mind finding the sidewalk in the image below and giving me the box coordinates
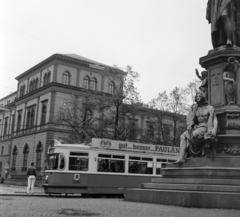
[0,184,46,196]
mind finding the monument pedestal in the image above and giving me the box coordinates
[125,46,240,209]
[125,157,240,210]
[200,46,240,158]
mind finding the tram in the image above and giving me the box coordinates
[43,138,179,196]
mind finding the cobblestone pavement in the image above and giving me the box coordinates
[1,195,240,217]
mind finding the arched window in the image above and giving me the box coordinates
[30,108,35,128]
[3,118,8,136]
[108,82,115,94]
[43,73,48,85]
[26,108,35,129]
[90,78,97,91]
[29,81,33,92]
[35,78,39,90]
[19,87,22,96]
[23,144,29,169]
[83,76,90,89]
[32,79,36,91]
[47,72,51,84]
[17,112,22,132]
[36,142,43,169]
[41,104,47,125]
[63,71,70,85]
[12,146,18,170]
[26,110,31,129]
[11,115,15,134]
[20,86,23,97]
[20,85,25,97]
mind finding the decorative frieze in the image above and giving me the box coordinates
[217,144,240,155]
[226,113,240,130]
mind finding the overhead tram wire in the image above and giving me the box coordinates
[1,22,199,77]
[0,20,69,53]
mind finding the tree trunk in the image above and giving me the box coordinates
[113,106,119,140]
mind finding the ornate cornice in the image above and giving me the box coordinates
[15,54,125,81]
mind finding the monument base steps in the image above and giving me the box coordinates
[124,157,240,210]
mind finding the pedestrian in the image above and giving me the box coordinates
[0,175,4,184]
[26,162,37,194]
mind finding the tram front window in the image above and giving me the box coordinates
[59,155,65,169]
[48,154,59,170]
[69,152,89,171]
[48,154,65,170]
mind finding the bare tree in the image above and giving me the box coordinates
[146,91,170,144]
[101,65,142,140]
[185,79,201,104]
[167,87,188,145]
[54,94,101,143]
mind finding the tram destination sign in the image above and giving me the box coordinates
[92,138,180,156]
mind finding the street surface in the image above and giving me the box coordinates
[1,185,240,217]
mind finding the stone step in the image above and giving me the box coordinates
[124,188,240,210]
[162,167,240,178]
[141,183,240,193]
[151,177,240,185]
[167,157,240,168]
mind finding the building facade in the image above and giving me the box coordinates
[0,54,185,185]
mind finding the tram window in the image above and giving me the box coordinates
[48,154,59,170]
[70,152,88,156]
[98,154,111,158]
[59,154,65,169]
[112,155,125,159]
[157,159,167,162]
[142,157,153,161]
[128,160,153,174]
[129,156,141,160]
[69,152,89,171]
[97,159,125,173]
[168,160,175,163]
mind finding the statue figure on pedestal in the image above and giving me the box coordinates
[174,92,218,164]
[195,69,208,101]
[223,57,239,105]
[206,0,240,48]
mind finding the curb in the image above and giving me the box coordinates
[0,193,47,197]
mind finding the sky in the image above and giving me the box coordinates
[0,0,212,103]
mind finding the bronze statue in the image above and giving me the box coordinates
[195,69,208,101]
[223,57,239,105]
[174,92,218,164]
[206,0,240,48]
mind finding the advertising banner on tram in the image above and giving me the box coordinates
[92,138,180,156]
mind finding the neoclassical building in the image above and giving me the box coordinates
[0,54,185,185]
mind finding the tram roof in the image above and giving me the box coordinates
[51,139,180,156]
